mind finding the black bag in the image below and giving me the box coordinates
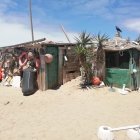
[22,68,38,96]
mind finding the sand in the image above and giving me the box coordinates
[0,77,140,140]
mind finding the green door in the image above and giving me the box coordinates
[45,46,58,89]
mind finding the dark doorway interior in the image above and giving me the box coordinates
[106,51,130,69]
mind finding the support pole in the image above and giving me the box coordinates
[29,0,34,41]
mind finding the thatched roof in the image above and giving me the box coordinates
[103,36,140,52]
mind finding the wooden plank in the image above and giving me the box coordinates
[40,55,46,91]
[58,48,63,85]
[0,38,46,49]
[63,69,67,84]
[64,67,79,71]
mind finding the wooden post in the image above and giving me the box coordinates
[103,50,106,82]
[58,47,64,85]
[29,0,34,41]
[40,55,47,91]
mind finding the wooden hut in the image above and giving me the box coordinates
[104,35,140,90]
[0,39,80,91]
[39,42,80,90]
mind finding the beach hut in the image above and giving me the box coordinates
[104,34,140,90]
[39,42,80,90]
[0,39,80,91]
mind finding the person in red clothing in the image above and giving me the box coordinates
[19,51,40,78]
[19,51,40,70]
[26,51,40,71]
[19,52,28,71]
[19,51,40,90]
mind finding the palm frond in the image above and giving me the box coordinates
[93,33,109,48]
[75,31,92,47]
[74,31,94,85]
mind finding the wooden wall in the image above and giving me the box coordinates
[38,45,80,91]
[62,47,80,83]
[37,55,46,91]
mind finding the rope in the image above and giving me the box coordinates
[119,50,123,56]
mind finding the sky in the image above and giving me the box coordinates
[0,0,140,47]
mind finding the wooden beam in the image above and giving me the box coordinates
[0,38,46,49]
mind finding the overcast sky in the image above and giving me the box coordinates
[0,0,140,47]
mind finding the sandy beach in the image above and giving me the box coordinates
[0,77,140,140]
